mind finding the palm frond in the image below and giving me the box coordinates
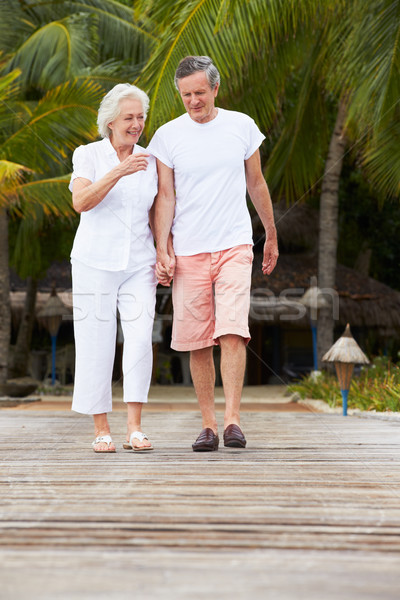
[226,35,301,135]
[0,70,23,136]
[2,79,103,172]
[2,0,155,88]
[9,175,75,220]
[362,120,400,199]
[14,0,155,45]
[0,160,33,198]
[138,0,266,133]
[337,0,400,128]
[10,215,44,279]
[139,0,328,135]
[64,0,156,63]
[265,35,333,202]
[324,0,400,200]
[3,15,99,89]
[0,0,36,59]
[0,70,21,97]
[9,203,77,279]
[133,0,191,36]
[75,58,144,91]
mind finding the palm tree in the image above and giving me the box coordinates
[0,74,104,383]
[0,0,156,380]
[135,0,320,135]
[251,0,400,363]
[316,0,400,363]
[134,0,341,365]
[1,0,156,93]
[136,0,400,367]
[0,70,26,384]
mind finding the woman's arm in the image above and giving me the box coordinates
[72,152,150,213]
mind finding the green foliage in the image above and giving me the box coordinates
[331,0,400,198]
[337,160,400,290]
[265,32,334,201]
[4,16,99,90]
[288,355,400,412]
[1,79,102,175]
[9,214,77,279]
[0,0,155,93]
[0,78,103,213]
[2,0,399,277]
[0,73,102,279]
[289,370,342,408]
[137,0,321,135]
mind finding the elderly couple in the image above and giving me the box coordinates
[70,56,278,453]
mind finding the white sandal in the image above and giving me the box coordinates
[123,431,154,452]
[92,435,116,453]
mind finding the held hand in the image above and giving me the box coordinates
[118,153,150,176]
[156,252,176,287]
[262,238,279,275]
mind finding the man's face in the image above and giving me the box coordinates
[177,71,219,124]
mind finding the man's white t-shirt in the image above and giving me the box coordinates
[147,108,265,256]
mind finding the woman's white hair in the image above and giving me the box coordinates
[97,83,150,139]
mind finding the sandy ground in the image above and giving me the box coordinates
[1,384,310,412]
[3,384,400,419]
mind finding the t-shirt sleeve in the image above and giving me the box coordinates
[147,129,174,169]
[68,145,95,191]
[244,117,266,160]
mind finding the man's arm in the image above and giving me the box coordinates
[245,149,279,275]
[154,159,176,285]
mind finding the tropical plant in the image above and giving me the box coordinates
[135,0,322,136]
[0,0,156,379]
[316,0,400,364]
[0,69,25,384]
[0,74,103,382]
[136,0,400,369]
[0,0,156,93]
[289,355,400,413]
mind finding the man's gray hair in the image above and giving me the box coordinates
[174,56,220,91]
[97,83,150,139]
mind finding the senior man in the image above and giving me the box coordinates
[148,55,278,451]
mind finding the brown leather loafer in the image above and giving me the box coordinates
[192,428,219,452]
[223,424,246,448]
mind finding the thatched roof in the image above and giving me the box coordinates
[9,254,400,335]
[251,254,400,332]
[9,262,73,328]
[10,262,72,293]
[253,201,318,250]
[10,290,73,329]
[322,324,370,364]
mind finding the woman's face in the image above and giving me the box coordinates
[108,98,145,147]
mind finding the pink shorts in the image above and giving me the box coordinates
[171,244,253,351]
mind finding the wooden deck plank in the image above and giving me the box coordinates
[1,406,400,599]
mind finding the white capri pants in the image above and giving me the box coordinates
[71,260,157,415]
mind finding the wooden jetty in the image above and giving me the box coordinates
[1,391,400,599]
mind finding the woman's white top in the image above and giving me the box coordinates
[147,108,265,256]
[69,138,157,271]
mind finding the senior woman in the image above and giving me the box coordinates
[69,83,158,453]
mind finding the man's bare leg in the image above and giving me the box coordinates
[219,334,246,430]
[190,346,217,434]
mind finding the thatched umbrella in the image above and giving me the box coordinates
[322,323,369,415]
